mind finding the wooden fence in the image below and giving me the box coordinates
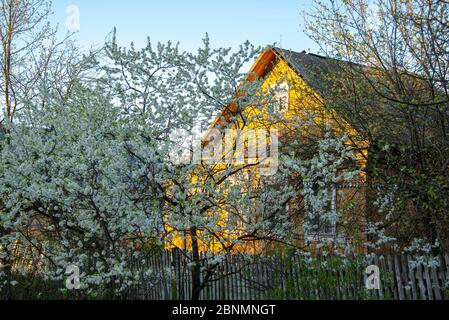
[124,250,449,300]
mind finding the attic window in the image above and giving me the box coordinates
[274,82,290,113]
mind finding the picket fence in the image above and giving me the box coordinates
[123,249,449,300]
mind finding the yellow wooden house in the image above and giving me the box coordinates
[167,47,370,255]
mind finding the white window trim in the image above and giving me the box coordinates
[304,185,338,242]
[273,82,290,113]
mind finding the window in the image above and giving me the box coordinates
[274,82,290,113]
[304,185,338,241]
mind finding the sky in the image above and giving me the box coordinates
[49,0,319,53]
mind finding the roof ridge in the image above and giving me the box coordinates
[307,52,328,59]
[272,47,305,55]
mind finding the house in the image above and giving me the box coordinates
[168,47,382,255]
[226,47,370,253]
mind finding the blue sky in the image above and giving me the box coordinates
[50,1,319,53]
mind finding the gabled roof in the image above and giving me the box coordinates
[213,47,441,146]
[250,47,360,100]
[265,48,446,146]
[246,47,370,134]
[272,49,400,142]
[209,47,357,135]
[271,48,357,97]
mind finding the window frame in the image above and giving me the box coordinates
[304,184,338,242]
[273,82,290,113]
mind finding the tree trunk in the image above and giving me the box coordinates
[189,226,202,300]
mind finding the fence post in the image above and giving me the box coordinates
[407,255,418,300]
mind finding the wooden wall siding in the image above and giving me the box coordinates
[122,250,449,300]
